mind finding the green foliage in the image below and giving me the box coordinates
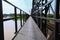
[3,14,26,17]
[3,14,27,21]
[47,14,54,18]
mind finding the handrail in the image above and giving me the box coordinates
[2,0,29,40]
[33,16,60,23]
[4,0,26,13]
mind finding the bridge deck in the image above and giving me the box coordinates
[14,16,47,40]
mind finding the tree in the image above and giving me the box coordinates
[47,14,54,18]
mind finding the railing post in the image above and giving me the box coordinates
[40,0,42,29]
[25,13,26,22]
[23,11,24,24]
[0,0,4,40]
[37,2,40,28]
[22,11,24,25]
[20,10,22,27]
[55,0,59,40]
[31,0,34,15]
[40,0,44,34]
[14,7,17,33]
[44,0,47,37]
[26,13,27,22]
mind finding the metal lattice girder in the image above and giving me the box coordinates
[33,0,53,8]
[31,0,60,40]
[43,0,53,7]
[33,0,53,14]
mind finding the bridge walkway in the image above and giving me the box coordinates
[14,16,47,40]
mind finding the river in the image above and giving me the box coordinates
[4,20,22,40]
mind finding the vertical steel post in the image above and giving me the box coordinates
[14,7,17,33]
[20,10,22,27]
[0,0,4,40]
[24,12,26,22]
[22,11,24,25]
[44,0,47,37]
[25,13,26,22]
[40,0,47,37]
[23,11,24,24]
[37,2,40,28]
[55,0,59,40]
[40,0,42,30]
[31,0,34,15]
[40,0,43,33]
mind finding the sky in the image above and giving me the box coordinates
[50,0,56,14]
[2,0,55,15]
[2,0,32,15]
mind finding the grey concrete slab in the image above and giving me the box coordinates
[14,16,47,40]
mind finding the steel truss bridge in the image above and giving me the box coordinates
[0,0,59,40]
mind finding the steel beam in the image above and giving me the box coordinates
[14,7,18,34]
[0,0,4,40]
[20,10,22,27]
[55,0,59,40]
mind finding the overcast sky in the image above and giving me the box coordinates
[2,0,55,15]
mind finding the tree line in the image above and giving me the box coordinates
[3,14,28,17]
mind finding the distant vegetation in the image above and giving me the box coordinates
[3,14,26,17]
[47,14,54,18]
[33,13,55,18]
[3,13,29,21]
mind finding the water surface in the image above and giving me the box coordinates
[4,20,21,40]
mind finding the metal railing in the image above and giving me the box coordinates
[0,0,29,40]
[31,0,60,40]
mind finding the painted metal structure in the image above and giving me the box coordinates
[31,0,60,40]
[0,0,29,40]
[0,0,60,40]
